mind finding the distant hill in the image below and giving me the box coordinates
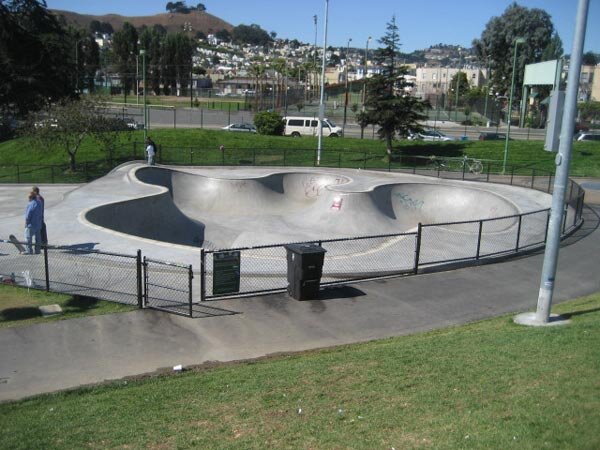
[51,9,234,35]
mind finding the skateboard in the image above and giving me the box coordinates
[9,234,26,254]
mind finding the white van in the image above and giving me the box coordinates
[283,116,342,137]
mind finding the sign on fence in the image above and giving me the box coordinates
[213,251,241,295]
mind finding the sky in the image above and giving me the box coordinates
[45,0,599,53]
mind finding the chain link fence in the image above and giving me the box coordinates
[0,161,587,312]
[143,257,193,317]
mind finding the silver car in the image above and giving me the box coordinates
[222,123,257,133]
[409,130,457,141]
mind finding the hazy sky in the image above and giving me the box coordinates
[45,0,599,53]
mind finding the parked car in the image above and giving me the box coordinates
[576,132,600,142]
[34,118,58,129]
[283,116,342,137]
[123,118,143,130]
[478,132,507,141]
[222,123,257,133]
[408,130,456,141]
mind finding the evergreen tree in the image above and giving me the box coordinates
[362,16,429,155]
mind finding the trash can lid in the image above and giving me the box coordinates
[284,243,327,254]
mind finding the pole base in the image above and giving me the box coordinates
[513,312,571,327]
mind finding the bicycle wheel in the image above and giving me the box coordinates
[470,160,483,175]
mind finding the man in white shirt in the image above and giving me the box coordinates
[145,138,156,165]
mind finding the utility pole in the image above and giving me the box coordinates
[342,37,352,137]
[317,0,329,165]
[516,0,590,326]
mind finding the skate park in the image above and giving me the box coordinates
[0,162,597,401]
[0,162,574,304]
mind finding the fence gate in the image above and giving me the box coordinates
[143,257,193,317]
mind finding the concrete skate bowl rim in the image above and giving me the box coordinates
[131,166,521,235]
[82,166,526,252]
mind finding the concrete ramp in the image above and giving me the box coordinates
[85,167,522,249]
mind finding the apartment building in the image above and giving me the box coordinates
[415,67,488,98]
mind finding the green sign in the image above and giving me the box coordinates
[212,251,241,295]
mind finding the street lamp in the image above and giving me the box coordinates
[316,0,329,165]
[362,36,371,108]
[140,49,147,140]
[502,37,526,173]
[342,37,352,137]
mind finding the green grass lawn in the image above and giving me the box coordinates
[0,292,598,449]
[0,284,134,328]
[1,129,599,182]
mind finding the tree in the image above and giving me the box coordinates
[448,72,471,107]
[215,28,231,43]
[0,0,75,116]
[196,3,206,12]
[578,101,600,123]
[582,52,598,66]
[473,3,563,99]
[361,16,430,155]
[27,97,107,171]
[253,110,284,135]
[111,22,138,100]
[232,24,272,46]
[161,32,193,96]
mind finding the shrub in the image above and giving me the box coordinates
[253,110,284,135]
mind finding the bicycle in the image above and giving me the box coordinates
[457,156,483,175]
[427,155,483,175]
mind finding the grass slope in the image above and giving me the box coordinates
[1,129,599,180]
[0,293,598,449]
[0,284,134,328]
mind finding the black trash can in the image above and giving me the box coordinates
[284,243,326,300]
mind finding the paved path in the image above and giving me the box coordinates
[0,197,598,402]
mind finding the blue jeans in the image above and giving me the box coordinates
[25,227,42,254]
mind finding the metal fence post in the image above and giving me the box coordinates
[486,162,490,182]
[515,215,522,252]
[510,167,515,185]
[200,108,204,128]
[188,265,193,317]
[542,210,550,243]
[462,161,466,180]
[283,148,287,167]
[43,245,50,291]
[414,223,422,274]
[476,220,483,259]
[531,169,536,189]
[136,250,143,309]
[200,249,206,302]
[547,174,553,193]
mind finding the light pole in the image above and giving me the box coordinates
[140,49,147,140]
[502,37,526,173]
[312,14,318,102]
[316,0,329,165]
[454,47,461,122]
[342,37,352,137]
[362,36,371,108]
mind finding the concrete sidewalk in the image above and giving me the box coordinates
[0,202,598,403]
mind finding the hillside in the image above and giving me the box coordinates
[51,9,234,35]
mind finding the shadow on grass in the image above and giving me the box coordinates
[65,295,100,312]
[1,307,41,321]
[561,307,600,319]
[391,143,468,165]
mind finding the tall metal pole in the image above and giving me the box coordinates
[136,55,140,105]
[313,14,318,102]
[342,37,352,137]
[316,0,329,165]
[362,36,371,108]
[502,38,525,174]
[531,0,590,324]
[140,49,147,140]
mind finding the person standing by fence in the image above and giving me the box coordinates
[24,191,43,254]
[32,186,47,244]
[145,138,156,165]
